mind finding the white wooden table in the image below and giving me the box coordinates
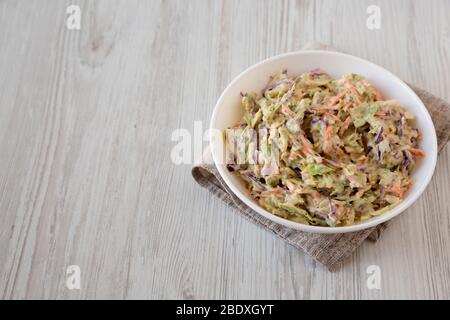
[0,0,449,299]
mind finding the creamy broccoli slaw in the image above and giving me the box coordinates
[224,69,424,227]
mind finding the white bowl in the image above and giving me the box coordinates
[210,50,437,233]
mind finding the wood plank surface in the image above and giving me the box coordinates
[0,0,449,299]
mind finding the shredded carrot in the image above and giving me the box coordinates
[325,126,333,138]
[362,80,383,101]
[347,86,362,104]
[339,116,352,134]
[336,147,346,158]
[330,89,349,105]
[273,186,282,193]
[326,113,340,122]
[375,111,386,117]
[323,126,333,154]
[388,181,404,199]
[281,104,296,118]
[292,151,303,159]
[416,130,423,141]
[409,148,425,157]
[299,134,315,155]
[343,102,353,112]
[259,199,265,207]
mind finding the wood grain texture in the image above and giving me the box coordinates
[0,0,449,299]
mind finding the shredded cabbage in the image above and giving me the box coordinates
[225,70,424,227]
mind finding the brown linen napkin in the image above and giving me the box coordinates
[192,41,450,271]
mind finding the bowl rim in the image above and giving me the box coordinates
[210,50,438,233]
